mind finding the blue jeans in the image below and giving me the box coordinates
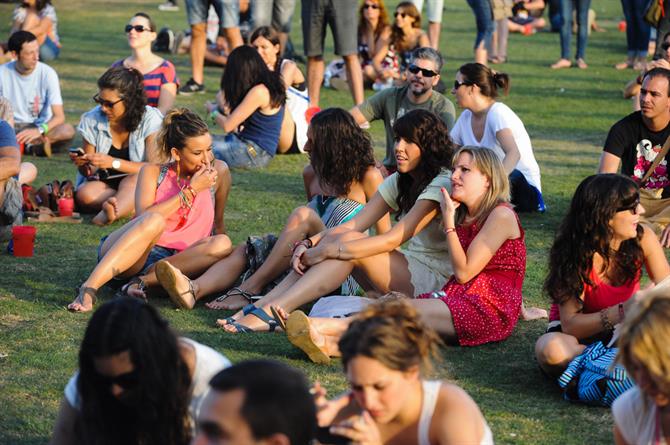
[559,0,591,60]
[39,37,60,61]
[212,134,273,169]
[621,0,651,57]
[466,0,493,49]
[509,169,546,213]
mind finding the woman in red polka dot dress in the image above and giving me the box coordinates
[416,145,525,346]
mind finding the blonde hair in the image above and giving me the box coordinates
[156,108,209,162]
[453,146,510,226]
[338,298,442,375]
[617,288,670,396]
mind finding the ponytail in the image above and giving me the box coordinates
[157,108,209,161]
[458,62,510,98]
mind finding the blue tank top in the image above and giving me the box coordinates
[239,106,285,156]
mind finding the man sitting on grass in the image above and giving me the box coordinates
[0,31,74,157]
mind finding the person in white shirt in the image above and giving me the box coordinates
[450,62,544,213]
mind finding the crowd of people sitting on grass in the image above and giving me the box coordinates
[4,1,670,444]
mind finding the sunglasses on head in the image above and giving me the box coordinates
[395,11,408,18]
[454,79,474,90]
[364,3,380,9]
[93,94,123,109]
[408,64,438,77]
[125,24,150,33]
[95,369,140,391]
[617,198,641,214]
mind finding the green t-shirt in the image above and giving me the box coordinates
[357,85,456,168]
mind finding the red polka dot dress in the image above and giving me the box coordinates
[417,205,526,346]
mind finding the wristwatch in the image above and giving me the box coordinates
[111,159,121,170]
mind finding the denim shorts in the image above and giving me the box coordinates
[39,36,60,61]
[212,134,273,169]
[186,0,239,28]
[98,235,178,275]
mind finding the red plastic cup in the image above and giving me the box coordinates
[57,197,74,217]
[305,106,321,124]
[618,20,626,32]
[11,225,36,257]
[18,141,24,155]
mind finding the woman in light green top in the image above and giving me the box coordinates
[220,109,454,333]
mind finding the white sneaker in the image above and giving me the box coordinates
[158,2,179,11]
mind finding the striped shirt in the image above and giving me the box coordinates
[112,59,179,109]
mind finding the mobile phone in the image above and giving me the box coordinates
[315,426,350,445]
[69,147,85,156]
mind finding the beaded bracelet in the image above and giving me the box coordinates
[600,308,614,331]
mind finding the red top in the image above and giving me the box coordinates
[112,59,179,108]
[549,268,640,321]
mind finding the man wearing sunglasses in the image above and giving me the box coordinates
[192,360,317,445]
[600,67,670,248]
[0,31,74,157]
[350,47,455,174]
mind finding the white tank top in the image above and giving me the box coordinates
[418,380,495,445]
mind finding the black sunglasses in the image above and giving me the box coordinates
[408,64,438,77]
[663,42,670,51]
[93,94,123,109]
[125,24,151,33]
[454,79,474,90]
[617,198,641,214]
[395,11,407,18]
[94,369,140,391]
[364,3,380,9]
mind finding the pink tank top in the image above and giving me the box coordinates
[549,268,640,321]
[154,163,215,251]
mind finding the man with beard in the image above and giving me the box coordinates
[350,47,455,174]
[599,67,670,248]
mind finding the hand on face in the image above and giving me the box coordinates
[329,411,383,445]
[439,186,460,229]
[189,162,218,193]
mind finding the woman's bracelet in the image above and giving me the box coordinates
[209,109,220,122]
[292,238,313,253]
[443,226,456,234]
[600,308,614,331]
[186,185,197,200]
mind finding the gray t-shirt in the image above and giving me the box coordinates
[0,61,62,125]
[357,86,456,168]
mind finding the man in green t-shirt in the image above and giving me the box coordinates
[350,47,456,173]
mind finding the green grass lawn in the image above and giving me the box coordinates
[0,0,643,443]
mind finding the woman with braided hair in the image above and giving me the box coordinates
[68,108,233,312]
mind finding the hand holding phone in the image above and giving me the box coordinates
[68,147,85,156]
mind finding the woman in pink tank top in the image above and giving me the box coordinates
[535,174,670,378]
[69,108,233,312]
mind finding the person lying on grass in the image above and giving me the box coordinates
[51,298,230,445]
[153,108,391,311]
[306,299,494,445]
[277,146,528,353]
[535,174,670,378]
[68,108,232,312]
[218,109,455,333]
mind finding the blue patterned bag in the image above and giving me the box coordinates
[557,341,634,407]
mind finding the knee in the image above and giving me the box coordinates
[535,334,574,368]
[75,186,99,208]
[138,211,166,234]
[205,234,233,258]
[60,124,76,140]
[289,205,316,224]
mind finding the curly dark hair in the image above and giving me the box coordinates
[221,45,286,111]
[75,299,191,445]
[544,174,644,306]
[309,108,376,197]
[392,109,455,218]
[97,66,147,133]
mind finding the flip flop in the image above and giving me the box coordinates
[155,261,196,309]
[286,310,330,364]
[209,287,259,308]
[218,304,257,326]
[115,276,147,301]
[223,306,278,333]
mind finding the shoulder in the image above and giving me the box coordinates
[612,387,650,439]
[140,163,162,183]
[37,62,58,78]
[379,25,392,38]
[611,111,642,131]
[111,58,125,68]
[485,204,519,233]
[141,106,164,127]
[640,224,663,252]
[362,165,384,184]
[80,106,105,125]
[433,383,487,440]
[212,159,230,176]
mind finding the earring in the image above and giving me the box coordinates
[176,160,180,180]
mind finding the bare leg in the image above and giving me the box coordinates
[75,181,116,212]
[68,212,166,311]
[190,23,207,84]
[428,21,441,50]
[307,56,325,108]
[223,27,243,51]
[343,54,364,106]
[474,41,487,65]
[46,123,75,146]
[195,245,249,300]
[534,332,586,377]
[408,298,457,341]
[276,110,296,154]
[92,174,138,225]
[18,162,37,185]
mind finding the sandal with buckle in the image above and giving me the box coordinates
[207,287,258,310]
[115,276,147,301]
[155,261,196,309]
[220,306,278,333]
[68,286,97,312]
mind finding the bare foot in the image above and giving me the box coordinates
[155,261,196,309]
[103,197,119,223]
[67,287,97,312]
[286,310,330,364]
[206,287,257,311]
[522,304,548,321]
[550,58,571,69]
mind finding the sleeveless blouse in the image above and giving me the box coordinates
[239,107,285,156]
[154,163,215,251]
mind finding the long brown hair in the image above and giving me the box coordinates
[357,0,391,44]
[390,1,421,52]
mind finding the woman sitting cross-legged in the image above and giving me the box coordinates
[50,298,231,445]
[535,174,670,378]
[206,45,286,169]
[309,299,494,444]
[68,108,232,312]
[218,109,454,333]
[279,146,527,360]
[71,66,163,225]
[152,108,391,311]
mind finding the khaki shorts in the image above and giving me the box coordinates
[639,188,670,236]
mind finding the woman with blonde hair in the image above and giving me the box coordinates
[280,146,526,358]
[306,299,494,444]
[613,288,670,445]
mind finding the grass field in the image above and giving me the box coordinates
[0,0,645,443]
